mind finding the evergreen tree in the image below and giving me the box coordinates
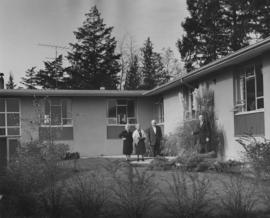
[35,55,67,89]
[6,73,16,89]
[178,0,270,72]
[250,0,270,38]
[177,0,227,71]
[140,38,168,89]
[124,54,140,90]
[21,67,38,89]
[67,6,121,89]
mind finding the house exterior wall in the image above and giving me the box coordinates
[163,88,184,135]
[18,96,154,157]
[210,71,244,160]
[262,53,270,139]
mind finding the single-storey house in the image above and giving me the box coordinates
[1,36,270,165]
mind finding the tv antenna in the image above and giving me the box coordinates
[38,43,69,60]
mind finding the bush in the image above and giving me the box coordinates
[216,175,258,218]
[107,162,158,218]
[0,140,69,217]
[161,171,212,218]
[236,135,270,178]
[67,172,108,218]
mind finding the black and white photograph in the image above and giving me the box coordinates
[0,0,270,217]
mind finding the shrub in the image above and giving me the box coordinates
[0,140,69,217]
[236,135,270,178]
[67,172,108,218]
[216,175,258,218]
[107,163,158,218]
[161,171,212,218]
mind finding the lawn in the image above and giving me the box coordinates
[1,156,270,218]
[58,157,270,218]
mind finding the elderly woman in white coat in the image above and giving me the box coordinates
[132,124,146,161]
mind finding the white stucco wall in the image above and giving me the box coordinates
[262,54,270,139]
[163,88,184,135]
[211,71,245,160]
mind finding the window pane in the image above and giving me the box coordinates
[117,99,127,105]
[62,99,72,119]
[51,106,62,125]
[257,98,264,109]
[0,99,4,112]
[6,99,19,112]
[117,106,127,124]
[246,66,254,77]
[0,128,5,135]
[127,100,135,117]
[246,77,256,111]
[128,118,137,124]
[51,98,61,105]
[108,118,117,124]
[62,100,67,118]
[256,67,263,97]
[45,100,50,115]
[7,128,20,136]
[0,114,5,126]
[7,114,20,126]
[62,118,72,125]
[108,100,116,118]
[236,73,245,105]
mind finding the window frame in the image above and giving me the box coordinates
[40,98,73,127]
[234,62,264,115]
[106,99,138,126]
[153,98,164,124]
[0,98,21,137]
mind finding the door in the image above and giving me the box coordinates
[0,138,7,168]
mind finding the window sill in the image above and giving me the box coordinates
[107,124,137,126]
[40,125,73,127]
[235,109,264,116]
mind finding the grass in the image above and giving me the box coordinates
[55,158,270,217]
[2,157,270,218]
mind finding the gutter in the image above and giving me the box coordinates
[143,36,270,96]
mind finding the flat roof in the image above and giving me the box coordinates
[0,89,146,97]
[144,36,270,96]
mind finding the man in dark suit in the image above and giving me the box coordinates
[146,120,162,157]
[192,114,211,153]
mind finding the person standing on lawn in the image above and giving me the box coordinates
[146,120,163,157]
[192,114,211,153]
[132,124,146,161]
[119,124,133,161]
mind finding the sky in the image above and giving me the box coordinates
[0,0,188,85]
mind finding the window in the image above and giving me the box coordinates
[41,98,72,126]
[235,63,264,113]
[154,99,164,124]
[183,87,197,120]
[107,99,137,125]
[0,98,20,136]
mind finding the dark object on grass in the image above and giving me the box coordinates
[64,152,80,160]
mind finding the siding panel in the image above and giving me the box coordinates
[234,112,265,136]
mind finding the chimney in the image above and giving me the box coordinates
[0,73,4,89]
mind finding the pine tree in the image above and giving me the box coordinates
[35,55,67,89]
[250,0,270,38]
[177,0,227,72]
[6,73,16,89]
[21,67,38,89]
[178,0,270,72]
[67,6,121,89]
[124,54,140,90]
[140,38,168,89]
